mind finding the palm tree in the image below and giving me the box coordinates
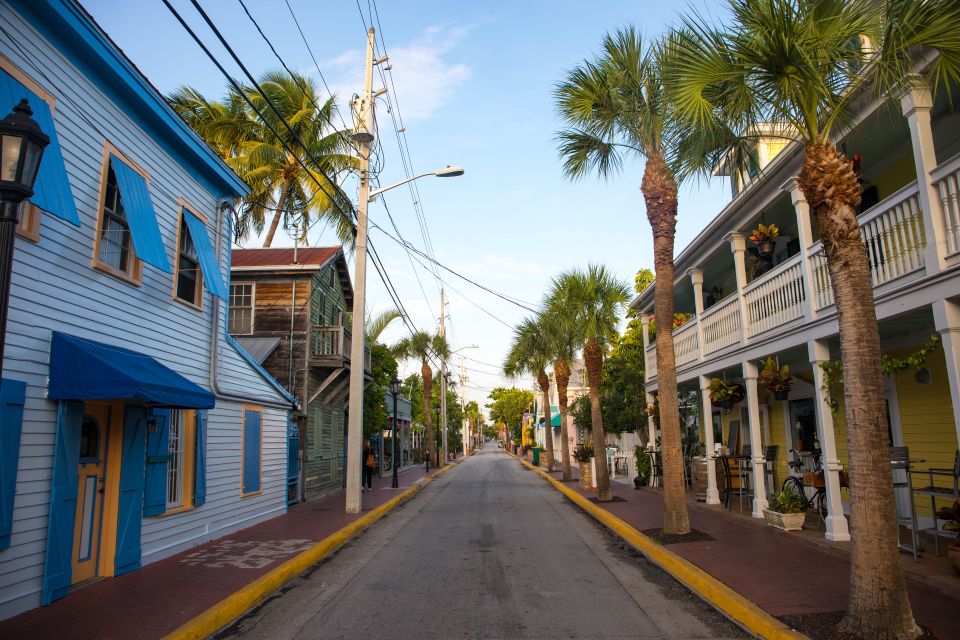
[548,265,630,501]
[664,2,960,637]
[503,317,556,471]
[555,29,690,531]
[394,330,450,467]
[540,306,579,481]
[169,70,358,247]
[366,309,401,343]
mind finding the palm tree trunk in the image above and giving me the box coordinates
[555,359,573,481]
[263,177,292,247]
[583,339,611,501]
[642,151,690,536]
[537,371,555,471]
[799,141,919,640]
[422,361,438,468]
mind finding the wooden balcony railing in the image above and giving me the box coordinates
[310,325,371,371]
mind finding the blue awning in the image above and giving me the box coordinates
[48,332,214,408]
[0,71,79,226]
[182,209,228,299]
[110,156,172,273]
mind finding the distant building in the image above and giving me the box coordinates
[0,0,295,619]
[230,247,370,501]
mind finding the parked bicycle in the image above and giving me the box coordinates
[781,447,828,519]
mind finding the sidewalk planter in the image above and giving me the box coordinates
[762,508,806,531]
[579,461,593,490]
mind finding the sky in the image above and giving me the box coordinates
[83,0,732,412]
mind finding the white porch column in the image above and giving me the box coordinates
[742,361,768,517]
[933,300,960,447]
[782,178,819,321]
[808,340,852,541]
[901,74,949,273]
[689,268,705,362]
[727,232,751,345]
[699,374,720,504]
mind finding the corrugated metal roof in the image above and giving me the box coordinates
[231,247,339,268]
[233,336,282,364]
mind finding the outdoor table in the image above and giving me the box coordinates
[611,454,630,479]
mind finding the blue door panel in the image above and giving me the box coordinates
[143,408,170,516]
[243,410,261,494]
[115,406,147,575]
[0,379,27,549]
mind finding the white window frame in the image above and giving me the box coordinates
[229,281,256,335]
[166,410,184,509]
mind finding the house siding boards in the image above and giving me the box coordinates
[0,1,291,620]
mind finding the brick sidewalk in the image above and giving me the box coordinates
[533,461,960,640]
[0,463,444,640]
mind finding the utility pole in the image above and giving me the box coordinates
[460,356,468,454]
[439,288,448,463]
[345,27,377,514]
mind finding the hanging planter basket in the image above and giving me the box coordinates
[774,389,789,401]
[757,240,776,256]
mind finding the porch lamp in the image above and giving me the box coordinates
[0,99,49,372]
[390,376,401,488]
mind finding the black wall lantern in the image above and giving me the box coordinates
[0,99,50,372]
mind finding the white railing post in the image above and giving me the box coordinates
[783,178,818,321]
[689,268,705,363]
[641,314,655,381]
[699,374,720,505]
[933,300,960,449]
[742,360,768,518]
[901,74,949,273]
[726,232,750,345]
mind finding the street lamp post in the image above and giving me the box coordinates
[390,376,401,489]
[0,99,49,373]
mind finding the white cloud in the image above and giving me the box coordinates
[319,23,472,124]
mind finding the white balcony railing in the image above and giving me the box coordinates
[701,295,742,355]
[743,253,805,337]
[645,342,657,380]
[808,181,925,309]
[932,151,960,257]
[674,320,699,367]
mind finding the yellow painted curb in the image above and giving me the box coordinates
[527,465,808,640]
[164,464,458,640]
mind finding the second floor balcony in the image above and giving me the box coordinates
[310,325,372,373]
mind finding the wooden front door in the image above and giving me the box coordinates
[71,404,110,583]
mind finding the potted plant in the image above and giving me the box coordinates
[709,377,735,409]
[934,501,960,576]
[573,443,594,489]
[763,490,808,531]
[633,445,652,489]
[759,357,793,400]
[749,222,779,256]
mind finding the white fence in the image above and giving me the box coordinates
[700,296,742,355]
[743,254,806,337]
[933,152,960,257]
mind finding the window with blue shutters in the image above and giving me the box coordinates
[242,406,262,496]
[0,379,26,551]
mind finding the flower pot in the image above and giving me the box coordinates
[763,508,805,531]
[774,389,789,401]
[757,240,776,256]
[578,461,592,490]
[721,398,734,410]
[949,544,960,578]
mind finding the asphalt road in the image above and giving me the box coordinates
[219,446,746,640]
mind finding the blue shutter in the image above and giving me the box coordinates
[142,408,170,516]
[242,409,261,494]
[41,401,83,605]
[109,156,172,273]
[0,379,26,550]
[0,72,79,225]
[194,410,207,507]
[115,405,147,575]
[182,210,228,300]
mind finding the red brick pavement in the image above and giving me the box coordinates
[0,464,442,640]
[536,463,960,640]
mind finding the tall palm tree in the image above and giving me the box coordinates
[555,28,690,531]
[503,317,556,471]
[664,2,960,637]
[540,305,579,481]
[169,70,358,247]
[394,330,450,467]
[549,265,630,501]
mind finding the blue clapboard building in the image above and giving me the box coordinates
[0,0,297,619]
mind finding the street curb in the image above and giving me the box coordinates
[518,458,808,640]
[163,462,459,640]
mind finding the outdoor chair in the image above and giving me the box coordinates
[912,449,960,556]
[718,455,750,512]
[764,445,780,494]
[890,446,921,561]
